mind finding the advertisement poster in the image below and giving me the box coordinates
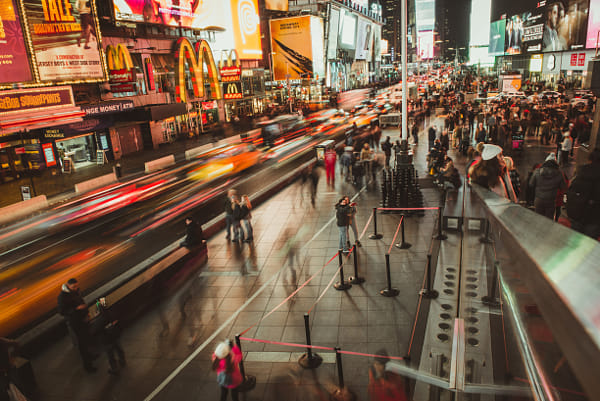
[501,74,522,92]
[338,9,356,49]
[113,0,262,59]
[0,0,33,84]
[417,30,434,59]
[542,0,589,52]
[586,0,600,48]
[489,19,506,55]
[265,0,287,11]
[505,8,544,54]
[372,24,382,62]
[23,0,104,81]
[270,16,313,81]
[327,8,339,60]
[355,18,373,60]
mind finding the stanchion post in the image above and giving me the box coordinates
[420,254,438,299]
[369,208,383,239]
[334,251,352,291]
[482,261,500,307]
[234,335,256,392]
[330,347,356,401]
[299,313,323,368]
[349,245,364,284]
[436,206,448,240]
[380,254,399,297]
[395,215,412,249]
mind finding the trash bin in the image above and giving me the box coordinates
[315,139,335,165]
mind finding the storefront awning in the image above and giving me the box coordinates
[0,107,85,136]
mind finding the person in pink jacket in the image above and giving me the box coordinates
[212,340,243,401]
[324,145,337,185]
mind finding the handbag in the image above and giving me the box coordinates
[217,370,233,387]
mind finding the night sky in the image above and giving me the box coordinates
[445,0,472,48]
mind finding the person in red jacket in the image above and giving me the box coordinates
[324,145,337,185]
[212,340,243,401]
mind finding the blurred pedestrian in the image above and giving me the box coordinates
[324,145,337,185]
[559,130,572,166]
[231,196,245,242]
[240,195,253,242]
[58,278,96,373]
[504,156,521,200]
[368,350,407,401]
[224,189,236,240]
[345,196,361,247]
[92,299,126,375]
[180,216,204,248]
[309,166,320,206]
[212,340,243,401]
[381,137,392,168]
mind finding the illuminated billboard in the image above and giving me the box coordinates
[270,16,324,81]
[265,0,288,11]
[417,30,434,60]
[113,0,262,59]
[0,0,33,83]
[416,0,435,32]
[338,9,356,49]
[355,18,373,60]
[23,0,104,82]
[373,24,382,61]
[542,0,589,51]
[488,19,506,55]
[587,0,600,48]
[530,53,543,71]
[327,7,339,59]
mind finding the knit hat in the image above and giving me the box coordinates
[214,341,231,359]
[545,152,557,162]
[481,144,503,161]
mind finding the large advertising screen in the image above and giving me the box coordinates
[270,16,313,81]
[586,0,600,48]
[542,0,589,52]
[23,0,104,81]
[415,0,435,32]
[327,8,339,60]
[338,9,356,49]
[417,30,434,60]
[265,0,288,11]
[0,0,33,83]
[373,24,382,62]
[489,19,506,55]
[355,18,373,60]
[113,0,262,59]
[505,8,544,54]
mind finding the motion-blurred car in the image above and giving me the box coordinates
[188,143,263,180]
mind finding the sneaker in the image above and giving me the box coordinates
[342,249,350,254]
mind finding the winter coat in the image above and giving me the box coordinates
[336,204,350,227]
[57,285,88,329]
[213,346,243,389]
[529,160,567,202]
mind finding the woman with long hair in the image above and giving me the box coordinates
[470,144,517,202]
[212,340,243,401]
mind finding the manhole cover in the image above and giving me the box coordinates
[467,338,479,346]
[444,281,454,287]
[446,268,456,272]
[467,317,479,323]
[466,277,477,282]
[441,304,452,310]
[466,284,477,289]
[439,323,451,330]
[466,270,477,275]
[443,289,455,295]
[467,327,479,334]
[437,333,449,342]
[445,274,455,280]
[440,313,451,320]
[466,291,477,297]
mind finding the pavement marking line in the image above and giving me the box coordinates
[144,184,366,401]
[243,352,336,363]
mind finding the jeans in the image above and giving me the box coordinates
[348,219,358,243]
[225,214,234,238]
[338,225,348,252]
[242,219,253,240]
[233,221,244,241]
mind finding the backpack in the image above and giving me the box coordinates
[566,175,593,222]
[217,370,233,387]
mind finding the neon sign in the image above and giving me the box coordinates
[175,38,222,103]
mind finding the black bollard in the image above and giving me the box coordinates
[234,335,256,392]
[369,208,383,239]
[395,216,412,249]
[482,261,500,307]
[380,254,399,297]
[435,205,448,240]
[349,244,365,284]
[420,254,439,299]
[330,347,356,401]
[299,313,323,368]
[334,251,352,290]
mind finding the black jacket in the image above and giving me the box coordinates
[184,220,203,246]
[570,162,600,223]
[57,285,87,328]
[529,160,567,202]
[224,197,234,215]
[336,204,350,227]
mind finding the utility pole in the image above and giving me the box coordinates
[401,0,407,142]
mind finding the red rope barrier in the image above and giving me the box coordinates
[308,246,355,314]
[239,251,341,335]
[406,261,429,357]
[377,207,440,211]
[387,216,404,255]
[358,212,374,241]
[238,337,404,361]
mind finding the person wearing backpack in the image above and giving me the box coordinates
[529,153,567,219]
[212,340,243,401]
[567,148,600,239]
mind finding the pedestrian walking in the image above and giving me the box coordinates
[428,125,436,150]
[529,153,567,219]
[92,299,126,375]
[231,196,245,242]
[559,130,572,166]
[57,278,97,373]
[381,137,392,168]
[345,196,361,247]
[335,198,350,253]
[240,195,253,242]
[309,166,320,206]
[324,145,337,185]
[224,189,236,240]
[212,340,243,401]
